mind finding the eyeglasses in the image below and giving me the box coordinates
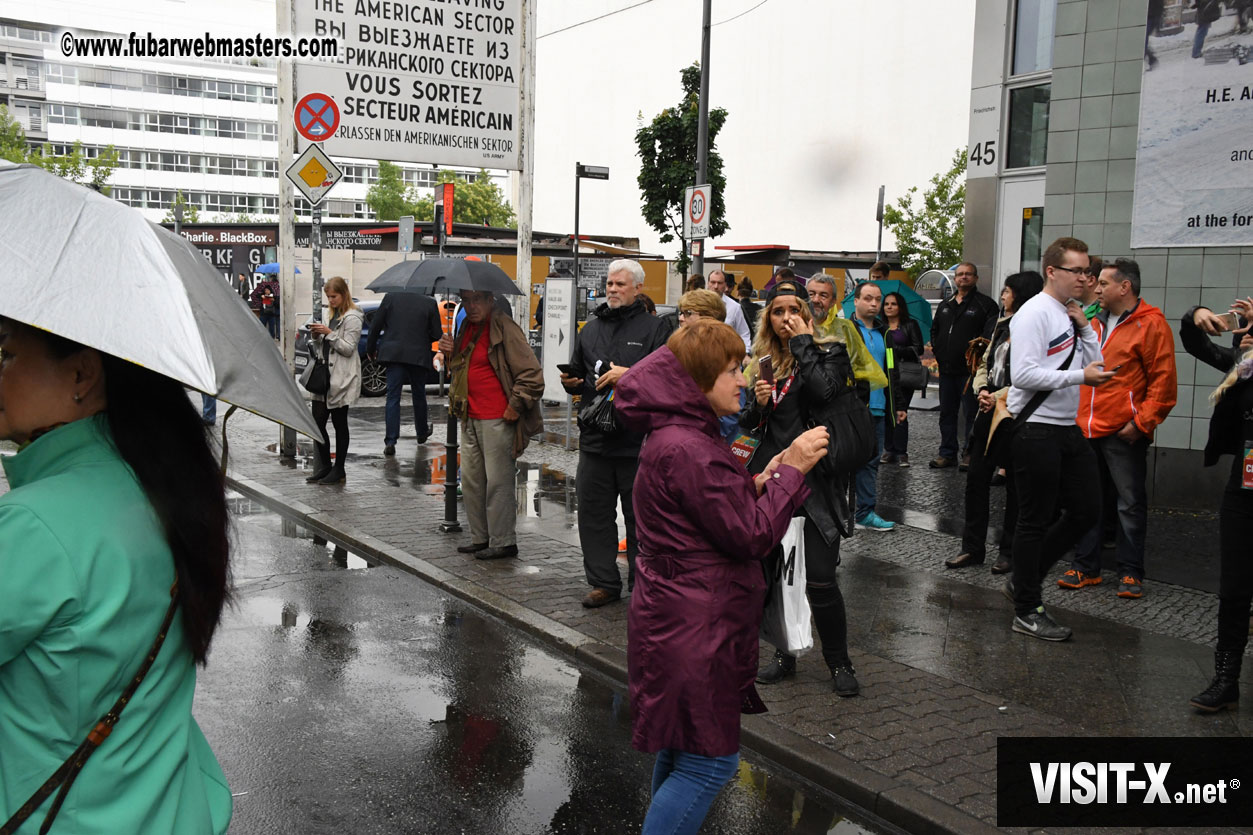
[678,310,697,318]
[1052,265,1089,276]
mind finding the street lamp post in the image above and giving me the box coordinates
[571,162,608,449]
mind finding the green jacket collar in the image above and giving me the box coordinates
[2,414,115,490]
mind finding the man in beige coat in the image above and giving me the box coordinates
[439,290,544,559]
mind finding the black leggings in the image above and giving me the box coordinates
[313,400,350,466]
[1217,464,1253,652]
[802,517,851,670]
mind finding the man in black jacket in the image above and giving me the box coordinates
[366,292,443,455]
[559,259,669,609]
[929,262,999,469]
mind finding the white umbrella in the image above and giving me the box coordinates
[0,161,321,440]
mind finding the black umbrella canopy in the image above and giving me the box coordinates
[366,257,522,296]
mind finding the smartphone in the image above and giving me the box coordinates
[1217,311,1239,331]
[759,354,774,384]
[557,363,578,376]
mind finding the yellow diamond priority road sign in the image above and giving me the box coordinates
[285,143,343,206]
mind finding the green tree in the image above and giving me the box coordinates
[162,190,200,224]
[635,63,729,275]
[367,163,516,228]
[365,160,412,221]
[0,105,119,194]
[882,147,967,279]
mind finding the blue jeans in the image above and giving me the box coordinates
[1193,20,1210,58]
[201,393,217,424]
[1072,435,1149,579]
[854,414,886,521]
[384,362,430,445]
[938,372,977,460]
[643,749,739,835]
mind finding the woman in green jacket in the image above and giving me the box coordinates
[0,317,232,834]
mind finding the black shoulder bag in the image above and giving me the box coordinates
[1,584,180,835]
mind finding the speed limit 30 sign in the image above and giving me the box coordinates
[684,184,711,239]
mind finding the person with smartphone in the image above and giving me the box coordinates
[1180,296,1253,711]
[1060,259,1177,600]
[1003,237,1115,642]
[739,279,863,696]
[558,260,670,610]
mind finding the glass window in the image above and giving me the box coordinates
[1006,84,1050,168]
[1013,0,1056,75]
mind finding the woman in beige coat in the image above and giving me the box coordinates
[306,276,363,484]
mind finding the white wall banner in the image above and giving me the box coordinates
[1131,2,1253,247]
[293,0,523,170]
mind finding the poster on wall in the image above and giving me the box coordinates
[1131,0,1253,247]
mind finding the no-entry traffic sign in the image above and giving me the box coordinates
[295,92,340,142]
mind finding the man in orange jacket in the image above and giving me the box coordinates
[1059,258,1177,599]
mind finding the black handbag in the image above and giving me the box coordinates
[896,359,927,391]
[299,340,331,395]
[577,389,621,435]
[812,385,877,476]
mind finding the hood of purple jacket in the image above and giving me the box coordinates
[615,346,720,439]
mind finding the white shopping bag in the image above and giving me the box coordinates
[760,517,813,655]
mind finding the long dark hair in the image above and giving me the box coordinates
[882,292,912,325]
[1003,271,1044,314]
[24,323,230,664]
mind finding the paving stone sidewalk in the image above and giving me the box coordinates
[215,404,1249,835]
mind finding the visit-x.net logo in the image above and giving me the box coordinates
[998,738,1253,826]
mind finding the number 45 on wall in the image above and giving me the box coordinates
[971,140,997,167]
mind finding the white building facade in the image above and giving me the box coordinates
[0,7,507,223]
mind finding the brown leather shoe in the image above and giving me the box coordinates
[991,558,1011,575]
[582,588,621,609]
[945,552,985,569]
[929,456,956,469]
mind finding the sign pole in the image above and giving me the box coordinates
[569,163,581,450]
[277,0,297,459]
[693,0,712,278]
[875,184,885,262]
[514,0,536,333]
[311,202,323,322]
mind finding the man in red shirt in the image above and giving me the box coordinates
[439,290,545,559]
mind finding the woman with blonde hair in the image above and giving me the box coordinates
[741,279,863,696]
[1180,297,1253,711]
[677,289,725,325]
[305,276,364,484]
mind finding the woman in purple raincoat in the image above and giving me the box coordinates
[615,320,829,835]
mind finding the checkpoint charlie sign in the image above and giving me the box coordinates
[293,0,523,170]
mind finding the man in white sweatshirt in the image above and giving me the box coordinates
[1005,237,1116,641]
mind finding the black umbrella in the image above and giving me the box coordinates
[366,257,522,296]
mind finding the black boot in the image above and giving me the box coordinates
[830,665,860,697]
[316,463,346,485]
[305,443,332,483]
[1191,650,1242,712]
[755,651,796,685]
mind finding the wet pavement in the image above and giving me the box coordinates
[201,502,882,834]
[212,396,1249,834]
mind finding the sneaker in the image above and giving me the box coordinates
[1116,576,1143,599]
[929,456,956,469]
[1012,607,1073,641]
[879,451,897,464]
[856,511,896,532]
[1057,569,1102,590]
[897,455,910,468]
[383,444,396,457]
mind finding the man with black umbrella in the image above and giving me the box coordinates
[560,259,669,609]
[367,291,443,454]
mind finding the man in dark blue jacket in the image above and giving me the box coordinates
[560,260,669,609]
[367,292,443,455]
